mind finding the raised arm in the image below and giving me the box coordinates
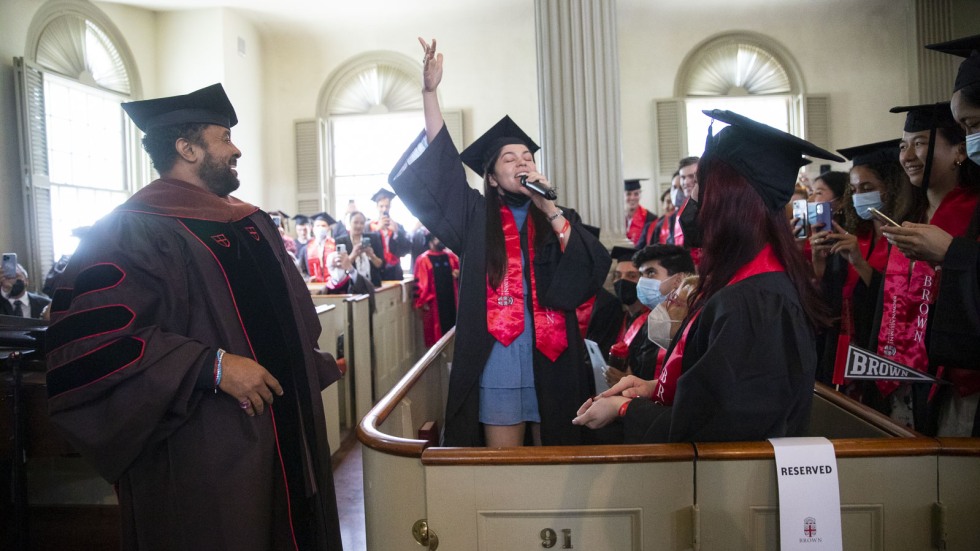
[419,37,444,143]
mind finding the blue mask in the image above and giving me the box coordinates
[966,132,980,167]
[636,277,667,309]
[852,191,883,221]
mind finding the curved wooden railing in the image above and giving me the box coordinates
[358,332,948,465]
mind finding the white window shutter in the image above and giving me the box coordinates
[443,109,464,150]
[654,98,687,183]
[13,57,54,286]
[802,94,831,152]
[295,118,325,214]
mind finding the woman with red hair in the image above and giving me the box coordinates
[575,110,841,443]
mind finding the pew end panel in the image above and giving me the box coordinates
[937,438,980,550]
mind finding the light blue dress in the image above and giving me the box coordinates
[478,202,541,425]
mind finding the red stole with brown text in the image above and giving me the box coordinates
[486,205,568,361]
[875,186,979,397]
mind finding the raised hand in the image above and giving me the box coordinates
[418,37,443,93]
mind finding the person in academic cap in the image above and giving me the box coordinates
[575,109,840,444]
[624,178,657,247]
[805,140,914,390]
[301,211,341,282]
[368,187,410,280]
[855,103,980,434]
[269,209,297,257]
[389,38,610,447]
[43,84,343,550]
[601,246,647,387]
[923,34,980,436]
[575,228,625,360]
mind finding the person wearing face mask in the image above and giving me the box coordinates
[806,141,915,391]
[298,211,339,283]
[630,245,695,383]
[858,102,980,435]
[414,231,460,347]
[1,262,51,319]
[575,109,839,443]
[603,246,649,387]
[388,38,610,448]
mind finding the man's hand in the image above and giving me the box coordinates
[218,353,283,416]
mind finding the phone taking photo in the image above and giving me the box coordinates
[807,201,833,233]
[791,199,807,239]
[868,207,899,227]
[2,252,17,279]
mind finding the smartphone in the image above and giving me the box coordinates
[271,215,281,227]
[807,201,833,233]
[337,244,347,255]
[868,207,899,227]
[791,199,807,239]
[2,252,17,279]
[361,236,371,247]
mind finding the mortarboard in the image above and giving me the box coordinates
[837,139,901,167]
[610,246,638,263]
[460,115,540,177]
[926,34,980,93]
[269,210,290,218]
[370,188,396,203]
[624,178,648,192]
[700,109,845,211]
[889,102,958,132]
[292,214,311,225]
[122,83,237,132]
[310,212,337,225]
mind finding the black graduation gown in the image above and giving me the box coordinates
[45,179,343,550]
[585,287,625,357]
[389,125,612,446]
[621,272,817,443]
[336,232,384,288]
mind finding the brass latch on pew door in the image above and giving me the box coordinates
[412,519,439,549]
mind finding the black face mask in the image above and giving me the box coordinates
[499,188,531,207]
[613,279,638,306]
[433,243,446,251]
[679,198,702,248]
[8,279,26,298]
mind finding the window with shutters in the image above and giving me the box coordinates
[17,1,141,280]
[655,33,824,190]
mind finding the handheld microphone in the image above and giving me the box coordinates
[520,175,558,200]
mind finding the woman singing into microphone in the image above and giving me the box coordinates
[389,38,611,447]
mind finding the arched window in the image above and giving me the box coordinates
[296,52,462,261]
[654,32,827,188]
[15,0,142,281]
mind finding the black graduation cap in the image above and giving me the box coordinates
[460,115,539,177]
[610,246,637,263]
[837,139,901,167]
[889,102,958,132]
[310,212,337,225]
[700,109,845,211]
[268,210,290,218]
[121,83,237,132]
[292,214,311,225]
[926,34,980,92]
[370,188,396,203]
[624,178,648,192]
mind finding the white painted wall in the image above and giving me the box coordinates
[2,0,976,263]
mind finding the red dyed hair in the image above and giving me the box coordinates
[691,159,830,330]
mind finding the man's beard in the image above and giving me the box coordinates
[198,150,240,197]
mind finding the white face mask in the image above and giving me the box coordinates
[966,132,980,166]
[313,226,329,241]
[646,304,674,349]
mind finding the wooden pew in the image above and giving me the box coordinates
[315,303,342,455]
[358,333,979,550]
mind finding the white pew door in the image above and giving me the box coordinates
[420,446,696,550]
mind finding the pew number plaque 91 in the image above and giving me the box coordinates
[478,509,640,550]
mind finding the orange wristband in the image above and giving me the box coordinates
[618,399,632,417]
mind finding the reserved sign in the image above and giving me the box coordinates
[769,437,843,550]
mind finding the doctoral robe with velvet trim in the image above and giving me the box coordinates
[389,125,612,446]
[45,178,342,551]
[621,272,816,443]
